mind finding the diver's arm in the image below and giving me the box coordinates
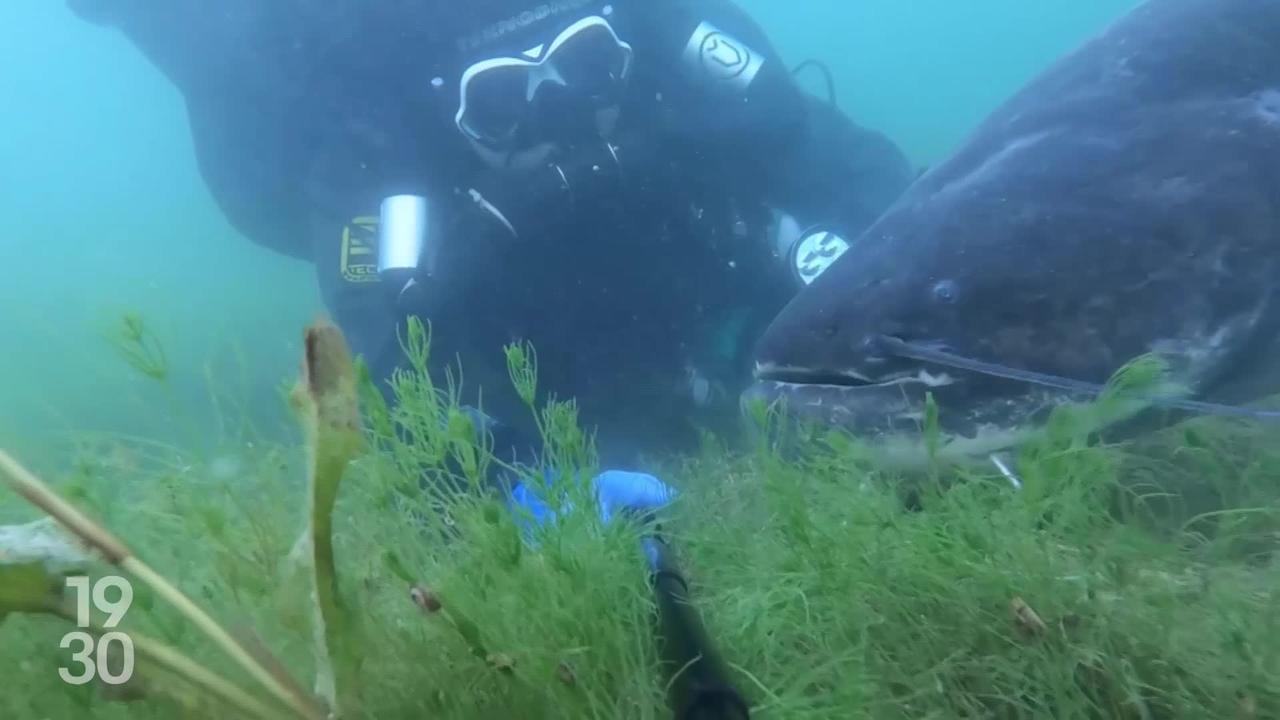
[67,0,319,261]
[186,99,316,262]
[636,0,916,277]
[758,93,917,242]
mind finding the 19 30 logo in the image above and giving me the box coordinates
[59,576,135,686]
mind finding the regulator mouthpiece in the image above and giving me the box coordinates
[378,194,433,282]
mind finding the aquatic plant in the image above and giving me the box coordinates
[103,312,169,383]
[1,318,1278,719]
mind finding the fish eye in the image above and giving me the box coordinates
[932,279,959,304]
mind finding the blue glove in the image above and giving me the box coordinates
[508,469,677,531]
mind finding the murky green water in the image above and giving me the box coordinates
[0,0,1139,460]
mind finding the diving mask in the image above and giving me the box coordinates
[454,14,634,152]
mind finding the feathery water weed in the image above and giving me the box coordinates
[1,319,1278,719]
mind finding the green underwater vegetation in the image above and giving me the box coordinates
[1,314,1278,719]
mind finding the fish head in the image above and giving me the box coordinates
[750,0,1280,461]
[749,125,1276,458]
[750,185,1078,453]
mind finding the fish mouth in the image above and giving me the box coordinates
[747,358,1075,466]
[744,362,1047,454]
[746,362,961,434]
[752,363,958,392]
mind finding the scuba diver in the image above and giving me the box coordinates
[67,0,915,486]
[70,4,914,714]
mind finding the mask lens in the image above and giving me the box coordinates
[551,25,629,99]
[456,18,631,149]
[461,64,531,143]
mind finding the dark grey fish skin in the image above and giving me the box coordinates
[749,0,1280,450]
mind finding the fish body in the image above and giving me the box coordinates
[749,0,1280,458]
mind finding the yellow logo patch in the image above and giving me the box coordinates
[340,216,381,283]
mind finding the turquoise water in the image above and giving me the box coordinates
[0,0,1139,464]
[745,0,1141,163]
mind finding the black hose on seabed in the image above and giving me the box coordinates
[642,534,751,720]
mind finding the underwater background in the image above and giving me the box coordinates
[1,0,1141,464]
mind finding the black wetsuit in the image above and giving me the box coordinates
[69,0,915,468]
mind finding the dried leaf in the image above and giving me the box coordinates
[409,585,442,614]
[295,317,366,718]
[0,518,96,624]
[0,561,62,622]
[556,661,576,687]
[1010,596,1047,637]
[486,653,515,674]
